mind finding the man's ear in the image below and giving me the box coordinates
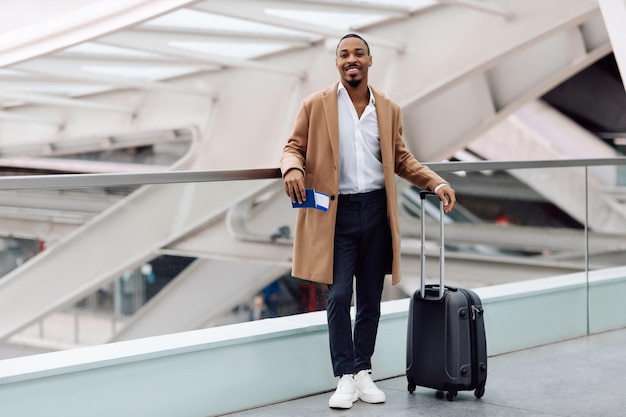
[368,55,373,67]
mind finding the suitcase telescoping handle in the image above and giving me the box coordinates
[419,190,445,300]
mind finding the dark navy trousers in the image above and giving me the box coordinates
[327,188,392,377]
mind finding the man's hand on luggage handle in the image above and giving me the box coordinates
[436,184,456,213]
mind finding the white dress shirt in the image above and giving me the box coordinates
[337,83,385,194]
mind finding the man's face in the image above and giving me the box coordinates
[336,37,372,88]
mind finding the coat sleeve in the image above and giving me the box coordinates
[280,101,309,177]
[392,106,448,191]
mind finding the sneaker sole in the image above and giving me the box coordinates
[329,393,358,409]
[358,392,386,404]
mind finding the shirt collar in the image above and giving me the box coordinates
[337,82,376,106]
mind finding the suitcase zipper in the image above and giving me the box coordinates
[460,289,480,388]
[471,305,480,321]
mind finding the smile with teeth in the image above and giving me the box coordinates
[345,66,360,75]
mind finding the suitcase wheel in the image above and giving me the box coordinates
[407,376,416,393]
[474,385,485,399]
[445,390,457,401]
[407,382,416,393]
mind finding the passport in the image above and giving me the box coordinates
[291,188,329,212]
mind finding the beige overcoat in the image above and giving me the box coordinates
[280,83,447,286]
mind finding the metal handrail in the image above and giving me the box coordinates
[0,157,625,190]
[0,168,282,190]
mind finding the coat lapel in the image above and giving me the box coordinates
[321,82,340,167]
[372,87,392,166]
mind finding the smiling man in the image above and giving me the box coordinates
[338,35,371,89]
[281,33,456,409]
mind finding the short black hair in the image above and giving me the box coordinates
[336,33,370,56]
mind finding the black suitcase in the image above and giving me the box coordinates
[406,190,487,401]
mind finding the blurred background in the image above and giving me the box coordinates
[0,0,624,353]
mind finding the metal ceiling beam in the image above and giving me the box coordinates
[399,11,608,109]
[14,61,216,98]
[98,32,307,78]
[599,0,626,93]
[0,110,61,126]
[283,0,416,14]
[0,157,169,174]
[128,26,314,65]
[0,74,77,82]
[133,25,317,45]
[0,128,190,158]
[48,53,221,69]
[0,90,133,113]
[0,189,120,214]
[0,0,200,67]
[127,26,308,50]
[438,0,514,19]
[0,216,80,241]
[191,2,406,52]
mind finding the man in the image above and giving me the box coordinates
[281,33,456,409]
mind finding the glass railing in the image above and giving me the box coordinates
[0,159,624,349]
[400,165,587,289]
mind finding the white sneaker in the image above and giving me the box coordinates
[328,374,358,409]
[355,369,386,403]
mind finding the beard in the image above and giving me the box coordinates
[347,78,362,88]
